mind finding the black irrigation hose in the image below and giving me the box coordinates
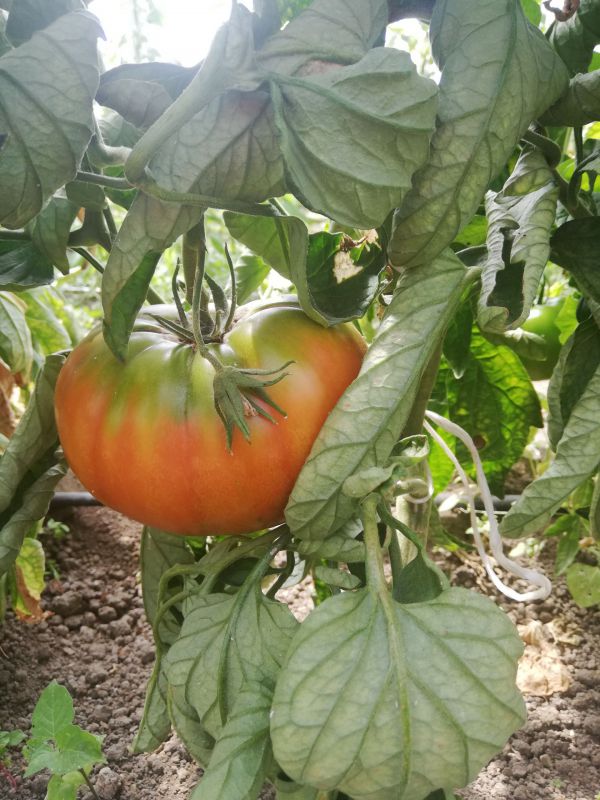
[48,491,521,513]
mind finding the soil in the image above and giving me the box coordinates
[0,498,599,800]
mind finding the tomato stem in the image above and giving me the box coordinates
[361,494,387,592]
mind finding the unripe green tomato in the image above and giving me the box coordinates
[519,300,564,381]
[54,302,366,537]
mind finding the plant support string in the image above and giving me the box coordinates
[424,411,552,602]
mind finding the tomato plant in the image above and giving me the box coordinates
[55,302,365,536]
[0,0,600,798]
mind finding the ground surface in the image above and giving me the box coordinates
[0,500,599,800]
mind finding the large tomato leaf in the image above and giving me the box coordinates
[269,47,438,229]
[285,250,468,543]
[271,587,524,800]
[190,683,273,800]
[134,662,171,755]
[541,69,600,127]
[0,11,102,228]
[164,587,297,739]
[101,193,203,359]
[547,317,600,449]
[22,288,77,357]
[478,149,558,333]
[389,0,568,269]
[441,331,542,495]
[550,218,600,305]
[501,361,600,538]
[0,354,66,577]
[548,0,600,76]
[168,685,215,767]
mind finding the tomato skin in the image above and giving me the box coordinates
[519,300,564,381]
[54,304,366,536]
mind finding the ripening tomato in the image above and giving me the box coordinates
[54,302,366,536]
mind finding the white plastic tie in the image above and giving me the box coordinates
[425,410,551,602]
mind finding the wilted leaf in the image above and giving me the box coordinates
[0,11,102,228]
[478,149,558,333]
[389,0,568,268]
[13,537,46,621]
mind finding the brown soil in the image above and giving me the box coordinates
[0,501,599,800]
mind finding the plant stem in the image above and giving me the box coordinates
[79,770,100,800]
[182,220,205,304]
[71,247,165,305]
[75,170,132,190]
[362,494,386,592]
[191,258,224,369]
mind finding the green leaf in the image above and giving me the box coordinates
[297,231,383,325]
[551,219,600,306]
[0,730,25,748]
[548,0,600,76]
[31,682,74,740]
[443,332,542,495]
[555,521,583,575]
[443,292,473,379]
[271,587,525,799]
[26,724,104,776]
[274,776,318,800]
[133,661,170,754]
[520,0,541,25]
[168,684,215,767]
[22,288,74,356]
[46,771,86,800]
[295,522,366,563]
[269,47,438,229]
[394,550,448,604]
[389,0,568,268]
[0,11,102,228]
[13,537,45,620]
[547,317,600,449]
[164,587,298,739]
[101,193,203,359]
[566,562,600,608]
[0,353,66,576]
[501,362,600,538]
[140,527,194,631]
[313,564,362,590]
[541,69,600,127]
[5,0,83,45]
[0,240,55,292]
[27,193,79,274]
[223,211,303,279]
[0,292,33,375]
[285,251,469,542]
[452,215,488,249]
[478,149,558,333]
[190,683,273,800]
[65,181,106,212]
[234,255,271,304]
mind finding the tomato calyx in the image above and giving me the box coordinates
[213,361,293,450]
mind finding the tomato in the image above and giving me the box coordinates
[519,300,564,381]
[54,302,366,536]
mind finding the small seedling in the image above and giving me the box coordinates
[23,682,105,800]
[44,519,70,543]
[0,730,25,790]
